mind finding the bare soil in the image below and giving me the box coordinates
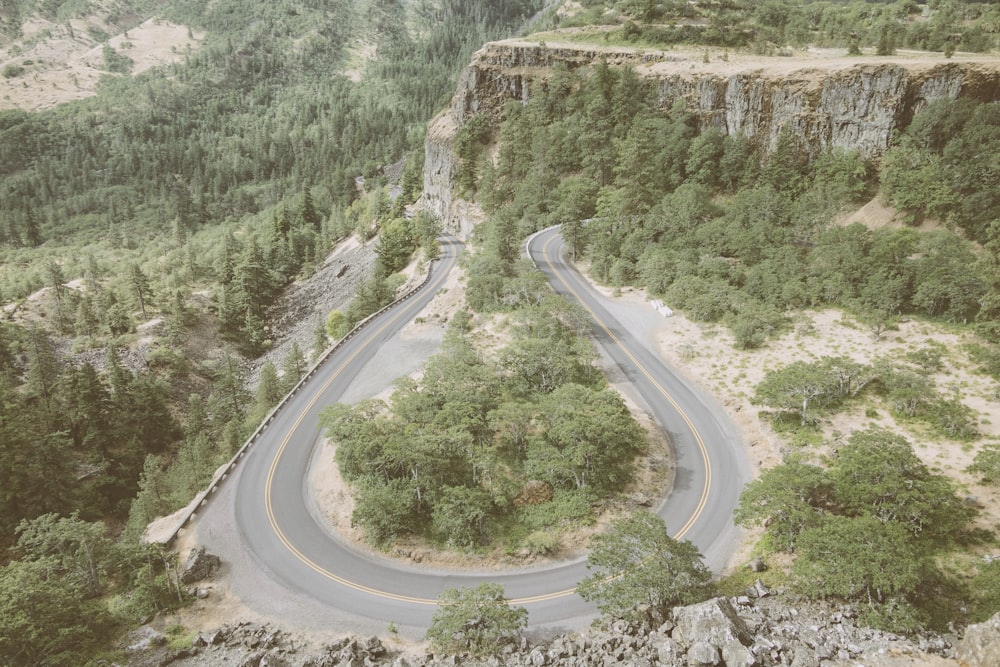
[1,15,203,111]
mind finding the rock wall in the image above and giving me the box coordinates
[422,39,1000,236]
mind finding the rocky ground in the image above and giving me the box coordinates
[245,235,381,388]
[123,553,1000,667]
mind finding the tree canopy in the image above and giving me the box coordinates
[426,583,528,656]
[577,511,714,622]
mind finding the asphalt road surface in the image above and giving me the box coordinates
[220,228,750,632]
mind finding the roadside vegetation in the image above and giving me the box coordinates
[321,300,647,553]
[454,32,1000,631]
[0,0,540,663]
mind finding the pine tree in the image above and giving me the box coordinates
[250,362,282,425]
[128,263,153,320]
[312,317,329,359]
[75,296,98,337]
[25,327,60,406]
[281,342,307,392]
[300,187,322,231]
[24,205,42,246]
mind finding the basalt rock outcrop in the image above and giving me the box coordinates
[128,587,997,667]
[422,39,1000,237]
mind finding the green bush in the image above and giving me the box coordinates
[2,64,25,78]
[517,489,596,532]
[523,530,556,555]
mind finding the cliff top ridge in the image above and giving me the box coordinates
[480,35,1000,78]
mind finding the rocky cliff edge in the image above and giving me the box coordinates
[422,39,1000,237]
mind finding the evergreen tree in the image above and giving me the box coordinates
[281,342,307,392]
[127,263,153,320]
[23,205,42,247]
[300,187,322,231]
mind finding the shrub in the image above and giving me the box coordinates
[2,64,25,78]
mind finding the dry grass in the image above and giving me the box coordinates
[1,15,203,111]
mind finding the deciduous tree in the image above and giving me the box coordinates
[578,512,714,622]
[426,583,528,656]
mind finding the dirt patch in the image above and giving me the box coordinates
[626,293,1000,543]
[836,196,952,234]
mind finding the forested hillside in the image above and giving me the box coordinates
[0,1,540,663]
[2,0,1000,662]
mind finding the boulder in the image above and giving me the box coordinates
[180,545,221,584]
[687,641,720,666]
[673,597,754,648]
[956,611,1000,667]
[126,625,167,652]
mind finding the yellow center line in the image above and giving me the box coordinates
[538,232,712,540]
[264,283,443,604]
[262,251,576,606]
[261,230,712,609]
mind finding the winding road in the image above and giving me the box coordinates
[214,227,750,632]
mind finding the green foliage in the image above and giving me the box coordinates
[793,515,924,617]
[968,442,1000,485]
[969,560,1000,622]
[0,558,116,667]
[522,530,556,555]
[528,384,644,492]
[0,1,545,660]
[577,511,714,622]
[874,361,981,440]
[752,359,843,425]
[432,485,496,549]
[832,427,976,540]
[101,44,133,74]
[15,512,114,598]
[454,114,493,195]
[736,426,978,631]
[545,0,998,53]
[322,291,644,551]
[375,216,418,274]
[351,477,420,547]
[325,310,348,341]
[483,64,996,346]
[734,459,831,552]
[2,64,25,78]
[426,583,528,656]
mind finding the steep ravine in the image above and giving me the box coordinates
[422,39,1000,237]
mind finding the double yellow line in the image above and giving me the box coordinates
[537,232,712,541]
[261,230,712,608]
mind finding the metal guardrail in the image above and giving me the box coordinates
[524,224,560,270]
[163,259,437,546]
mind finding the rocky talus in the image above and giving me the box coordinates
[422,39,1000,237]
[125,586,1000,667]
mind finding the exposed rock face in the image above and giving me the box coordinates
[955,611,1000,667]
[422,39,1000,236]
[128,590,967,667]
[180,545,221,584]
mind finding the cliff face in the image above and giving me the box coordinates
[423,39,1000,236]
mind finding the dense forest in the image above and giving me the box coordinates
[0,0,541,663]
